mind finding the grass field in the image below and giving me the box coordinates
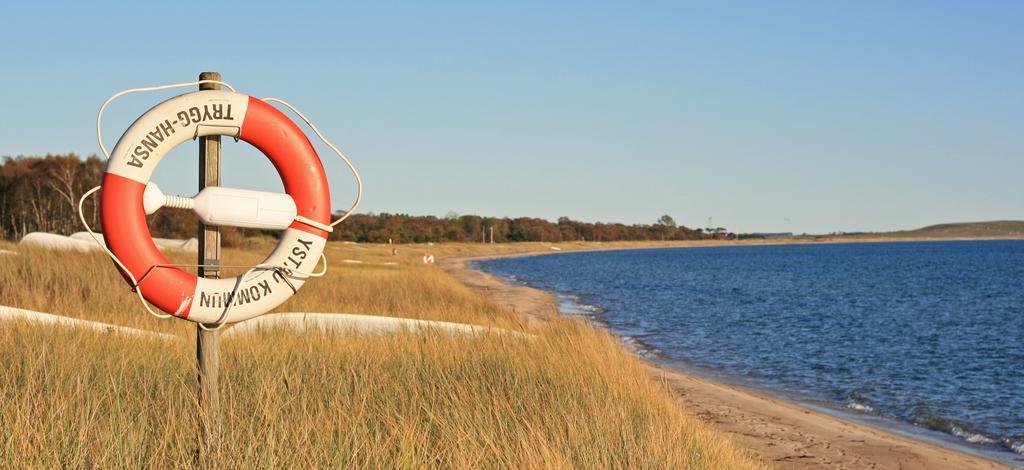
[0,239,763,468]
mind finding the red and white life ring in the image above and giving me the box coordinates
[100,90,330,324]
[422,253,435,264]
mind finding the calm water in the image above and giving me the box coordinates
[478,241,1024,460]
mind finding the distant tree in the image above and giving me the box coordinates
[657,214,677,228]
[329,212,707,244]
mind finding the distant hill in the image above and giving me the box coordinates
[887,221,1024,239]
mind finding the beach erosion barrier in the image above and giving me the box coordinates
[71,232,199,251]
[223,312,530,339]
[1,305,526,340]
[19,232,99,252]
[17,232,198,252]
[0,305,176,340]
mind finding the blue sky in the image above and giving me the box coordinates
[0,1,1020,234]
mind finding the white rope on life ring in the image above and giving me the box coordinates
[78,81,362,327]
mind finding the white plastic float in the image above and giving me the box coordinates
[0,305,176,341]
[223,312,528,338]
[20,232,101,252]
[0,305,526,341]
[70,232,198,251]
[17,232,199,253]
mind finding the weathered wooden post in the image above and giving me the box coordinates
[196,71,222,466]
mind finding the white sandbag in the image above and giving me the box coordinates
[0,305,176,341]
[224,312,527,338]
[70,232,198,252]
[69,231,102,243]
[20,232,100,252]
[153,237,198,251]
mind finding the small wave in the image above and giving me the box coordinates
[909,407,998,446]
[948,426,997,445]
[617,335,666,359]
[846,402,875,413]
[1007,439,1024,455]
[556,294,606,317]
[575,303,605,314]
[842,390,876,414]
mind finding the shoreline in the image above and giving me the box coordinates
[439,242,1012,469]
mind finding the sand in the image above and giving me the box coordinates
[440,253,1010,469]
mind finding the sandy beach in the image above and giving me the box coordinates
[440,250,1010,469]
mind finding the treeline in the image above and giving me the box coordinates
[0,154,104,239]
[332,213,705,243]
[1,154,706,244]
[0,154,251,245]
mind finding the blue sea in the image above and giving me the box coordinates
[477,241,1024,463]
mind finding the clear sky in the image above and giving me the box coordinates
[1,1,1020,234]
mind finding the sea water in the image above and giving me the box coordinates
[477,241,1024,462]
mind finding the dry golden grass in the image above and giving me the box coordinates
[0,239,764,468]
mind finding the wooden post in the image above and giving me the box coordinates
[196,71,222,466]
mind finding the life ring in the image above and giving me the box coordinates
[423,254,435,264]
[100,90,330,324]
